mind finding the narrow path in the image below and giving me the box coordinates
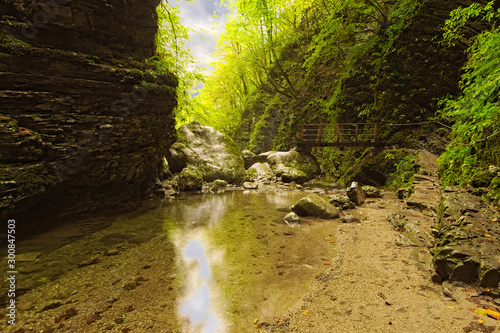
[259,150,498,333]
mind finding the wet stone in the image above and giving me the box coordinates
[397,188,409,199]
[329,195,356,210]
[17,301,34,311]
[243,181,259,189]
[20,262,45,274]
[362,185,382,198]
[341,215,360,223]
[284,212,301,224]
[395,234,417,247]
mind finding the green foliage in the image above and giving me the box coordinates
[195,0,405,146]
[192,0,312,135]
[439,4,500,203]
[487,176,500,203]
[378,0,421,56]
[156,0,205,126]
[386,153,418,191]
[442,0,499,46]
[302,0,383,75]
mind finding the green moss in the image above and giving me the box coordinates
[386,153,419,193]
[15,164,57,196]
[0,30,33,54]
[483,175,500,205]
[0,164,12,182]
[137,81,177,96]
[221,133,242,158]
[0,115,12,123]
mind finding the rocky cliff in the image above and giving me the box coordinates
[0,0,178,235]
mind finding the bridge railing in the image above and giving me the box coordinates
[299,123,379,147]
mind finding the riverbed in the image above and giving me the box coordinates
[1,187,341,332]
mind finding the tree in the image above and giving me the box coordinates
[156,0,205,125]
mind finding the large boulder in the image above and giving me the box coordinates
[166,122,245,184]
[244,163,275,182]
[267,150,320,184]
[291,194,340,219]
[244,151,275,169]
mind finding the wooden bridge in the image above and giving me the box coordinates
[297,123,384,148]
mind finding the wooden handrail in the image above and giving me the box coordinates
[297,123,381,148]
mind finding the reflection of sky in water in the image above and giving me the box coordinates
[184,240,211,280]
[180,239,221,332]
[167,191,307,332]
[180,283,221,332]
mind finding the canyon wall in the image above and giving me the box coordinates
[0,0,178,234]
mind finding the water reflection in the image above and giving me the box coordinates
[8,190,335,332]
[167,195,228,332]
[180,283,220,332]
[184,240,212,280]
[164,190,334,332]
[180,239,221,332]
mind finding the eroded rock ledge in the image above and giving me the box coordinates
[433,187,500,287]
[0,0,178,234]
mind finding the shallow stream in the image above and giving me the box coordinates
[3,188,339,332]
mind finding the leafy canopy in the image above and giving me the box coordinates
[155,0,205,126]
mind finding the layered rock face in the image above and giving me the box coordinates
[0,0,178,234]
[433,187,500,287]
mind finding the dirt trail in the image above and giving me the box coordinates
[259,150,498,333]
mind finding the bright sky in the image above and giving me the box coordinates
[171,0,232,75]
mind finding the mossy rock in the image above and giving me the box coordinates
[470,170,495,188]
[167,122,245,184]
[292,193,339,219]
[362,185,382,198]
[267,150,320,184]
[329,195,356,210]
[177,167,203,191]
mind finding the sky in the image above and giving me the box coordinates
[171,0,232,75]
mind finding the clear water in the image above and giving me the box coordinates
[8,188,338,332]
